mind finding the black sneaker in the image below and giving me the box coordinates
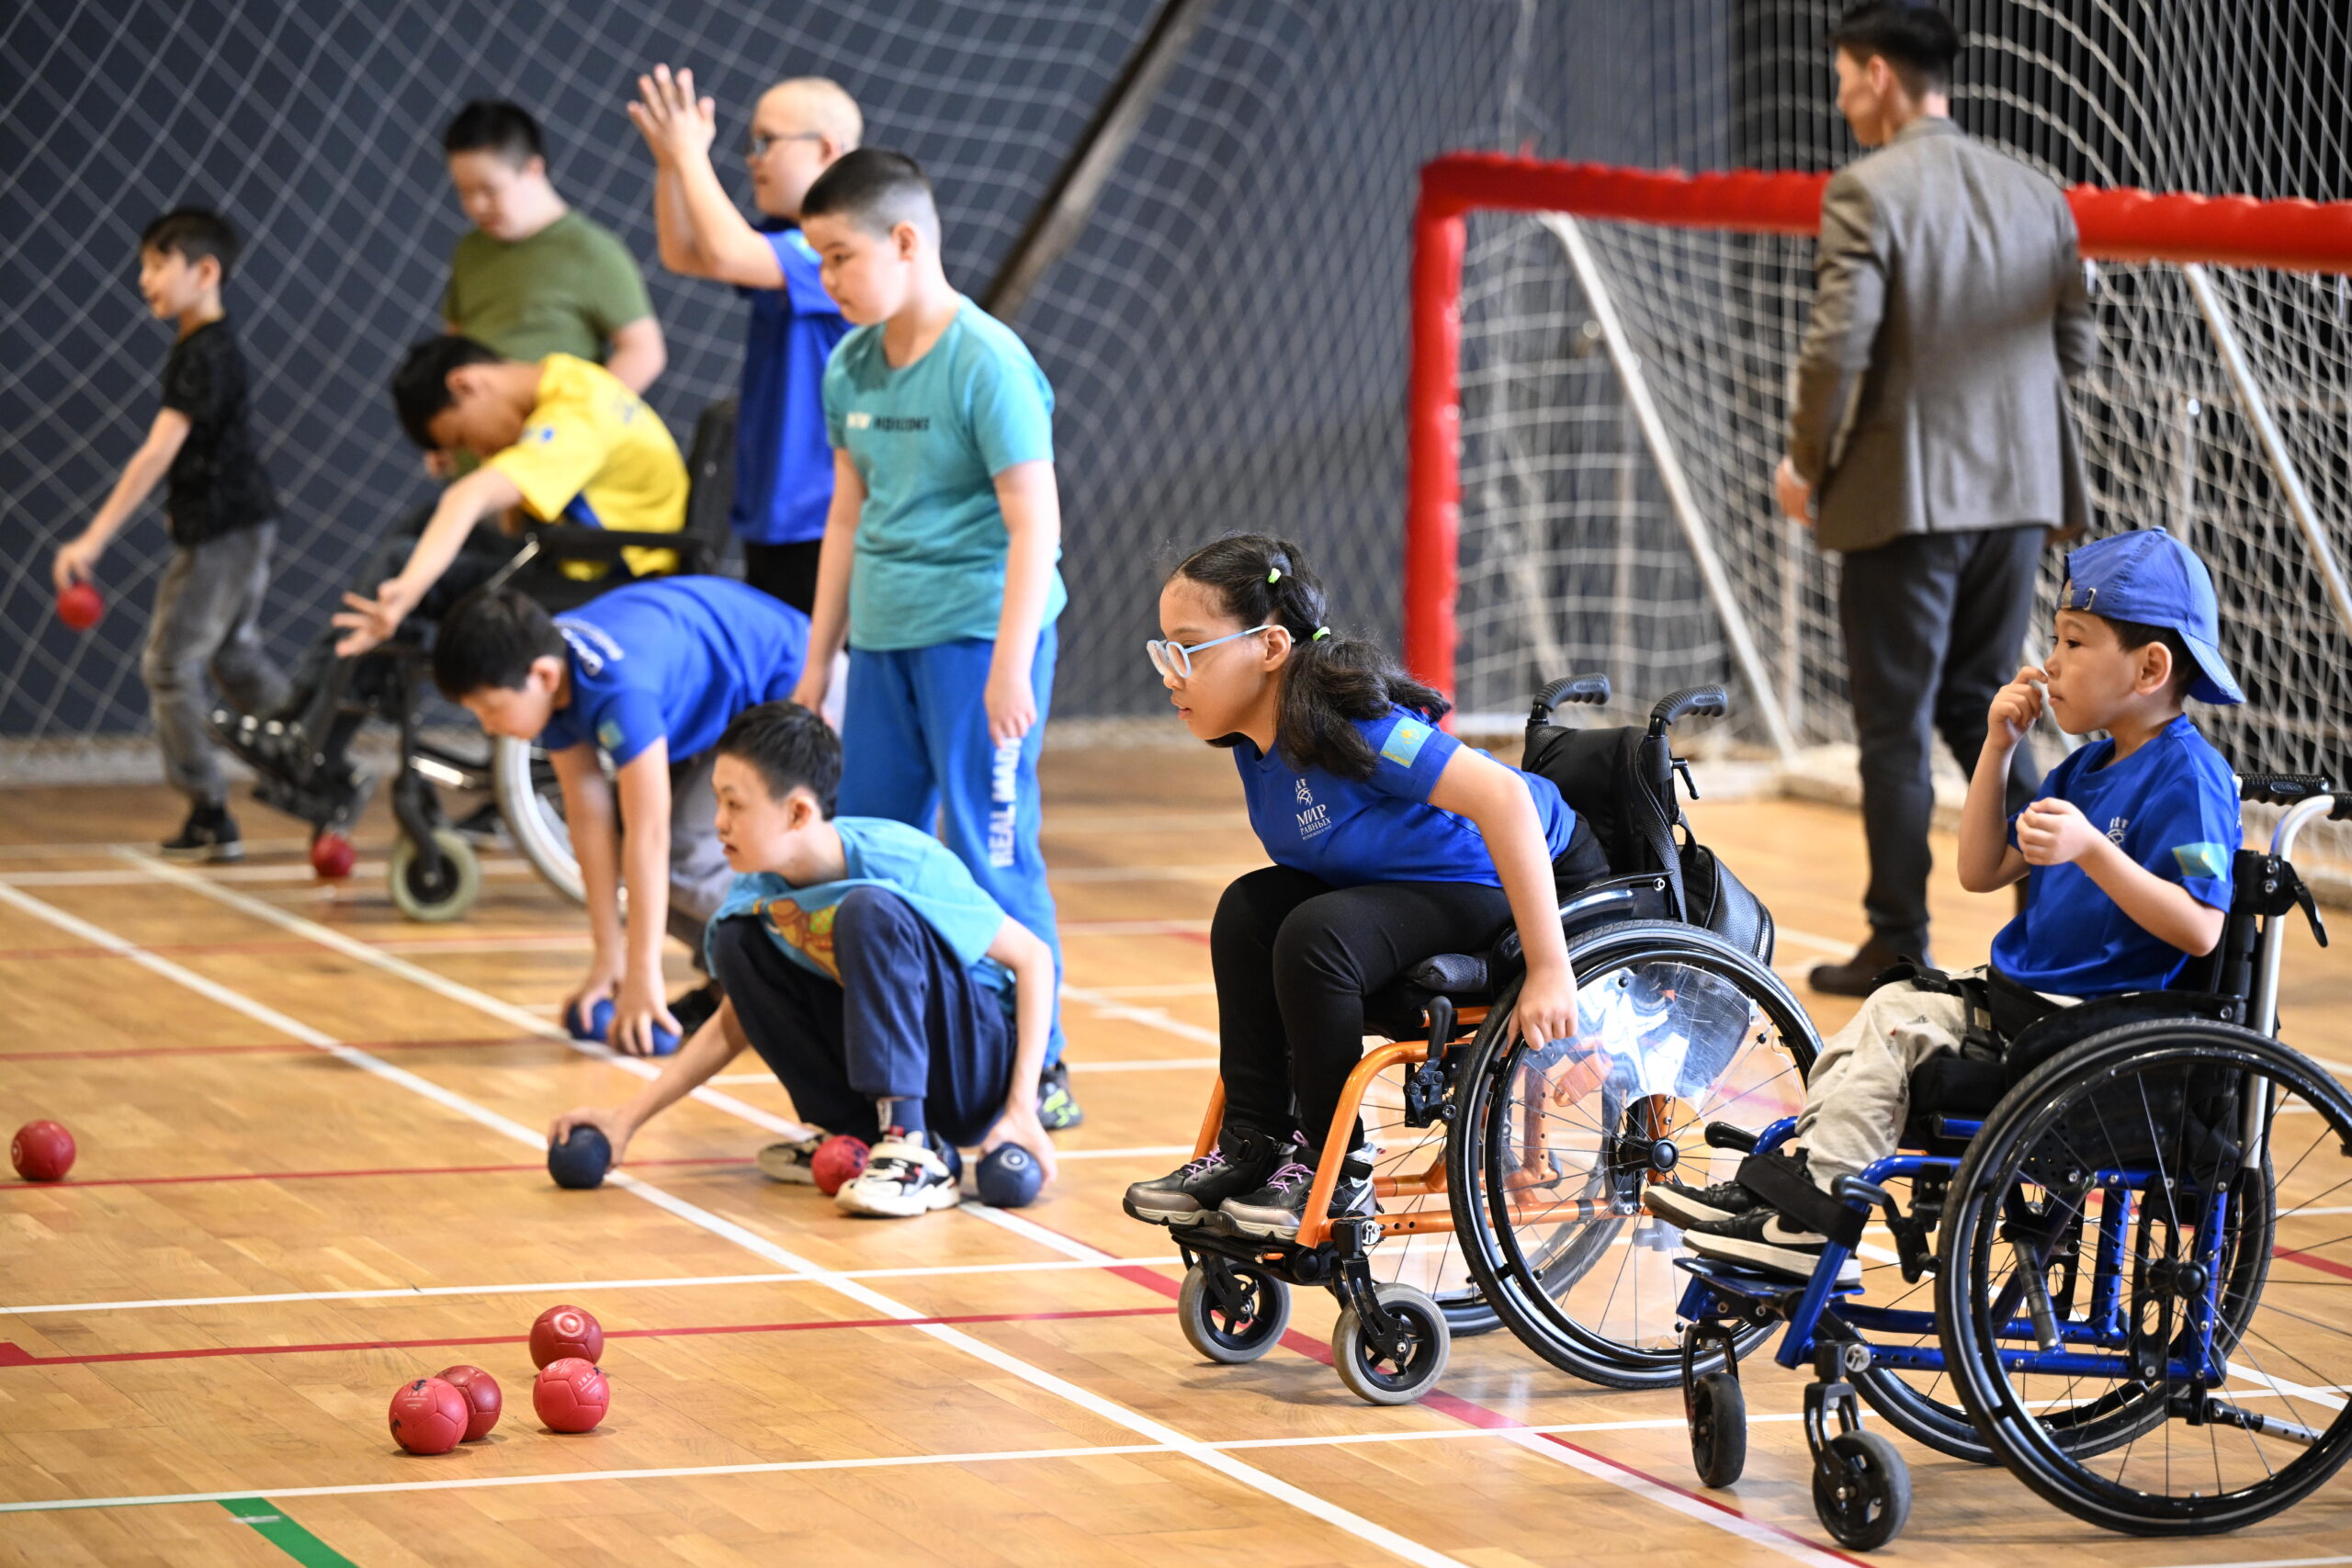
[1219,1151,1375,1240]
[1038,1058,1083,1131]
[1683,1207,1861,1288]
[669,981,721,1039]
[1124,1125,1293,1226]
[1642,1173,1759,1228]
[161,803,243,863]
[451,799,510,847]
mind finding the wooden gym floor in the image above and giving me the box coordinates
[0,744,2346,1566]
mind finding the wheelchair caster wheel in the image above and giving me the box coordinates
[1177,1263,1290,1364]
[1332,1282,1450,1406]
[389,827,481,923]
[1812,1431,1909,1550]
[1686,1370,1747,1487]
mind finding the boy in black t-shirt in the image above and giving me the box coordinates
[52,209,289,861]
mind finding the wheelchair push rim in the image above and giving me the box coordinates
[1938,1021,2352,1535]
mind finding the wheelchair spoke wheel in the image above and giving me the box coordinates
[1939,1021,2352,1535]
[1177,1262,1289,1364]
[1448,921,1816,1388]
[495,736,585,906]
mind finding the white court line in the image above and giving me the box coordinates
[1065,981,1217,998]
[2153,1559,2352,1568]
[1069,1057,1218,1073]
[1046,863,1264,882]
[0,1414,1817,1516]
[0,860,537,888]
[0,1256,1187,1317]
[1059,919,1213,936]
[1064,982,1218,1046]
[26,873,1465,1566]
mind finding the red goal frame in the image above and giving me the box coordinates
[1401,151,2352,702]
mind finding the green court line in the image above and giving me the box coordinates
[218,1496,361,1567]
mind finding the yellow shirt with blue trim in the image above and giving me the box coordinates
[486,354,685,579]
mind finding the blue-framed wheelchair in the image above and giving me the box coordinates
[1669,775,2352,1547]
[1159,675,1823,1403]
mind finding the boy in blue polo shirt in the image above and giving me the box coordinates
[548,701,1059,1219]
[1657,528,2245,1281]
[628,65,857,611]
[789,148,1080,1129]
[432,577,808,1054]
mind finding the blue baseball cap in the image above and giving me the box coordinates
[2058,528,2244,706]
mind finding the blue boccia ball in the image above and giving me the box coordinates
[548,1124,612,1190]
[977,1144,1043,1208]
[567,998,677,1055]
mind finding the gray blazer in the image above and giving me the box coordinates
[1787,118,2098,555]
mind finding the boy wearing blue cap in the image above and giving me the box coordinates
[1655,528,2245,1280]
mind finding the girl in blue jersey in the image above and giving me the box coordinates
[1123,535,1605,1239]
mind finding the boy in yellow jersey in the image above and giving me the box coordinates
[333,335,687,655]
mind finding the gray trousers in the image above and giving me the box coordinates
[666,750,732,962]
[142,525,291,805]
[1838,525,2045,951]
[1795,976,1989,1186]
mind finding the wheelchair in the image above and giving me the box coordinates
[212,400,737,920]
[1156,675,1821,1404]
[1669,774,2352,1547]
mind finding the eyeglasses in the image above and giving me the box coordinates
[744,129,824,159]
[1145,625,1277,681]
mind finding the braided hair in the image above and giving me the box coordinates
[1167,533,1448,779]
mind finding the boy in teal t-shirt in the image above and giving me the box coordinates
[789,149,1079,1128]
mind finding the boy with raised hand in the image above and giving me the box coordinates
[548,701,1059,1218]
[430,581,808,1054]
[1652,528,2245,1283]
[442,99,665,398]
[52,209,291,863]
[331,335,687,658]
[788,149,1081,1130]
[628,65,857,613]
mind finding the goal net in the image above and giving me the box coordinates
[1409,156,2352,887]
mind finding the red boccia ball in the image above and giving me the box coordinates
[435,1363,503,1441]
[810,1134,870,1196]
[533,1357,609,1433]
[529,1303,603,1369]
[56,582,104,632]
[11,1121,75,1181]
[310,831,356,881]
[388,1376,469,1455]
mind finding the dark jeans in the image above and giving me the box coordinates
[1214,822,1611,1154]
[143,523,291,804]
[1838,525,2046,951]
[741,539,822,616]
[707,888,1014,1146]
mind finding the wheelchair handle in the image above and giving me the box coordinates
[2239,772,2336,808]
[1648,684,1727,735]
[1529,673,1611,727]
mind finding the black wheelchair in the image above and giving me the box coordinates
[1157,676,1822,1404]
[1669,774,2352,1546]
[213,400,736,920]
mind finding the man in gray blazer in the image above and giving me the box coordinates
[1778,1,2097,994]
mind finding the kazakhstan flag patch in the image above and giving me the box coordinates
[2172,841,2232,881]
[1380,716,1432,768]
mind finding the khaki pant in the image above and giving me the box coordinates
[1795,976,1992,1186]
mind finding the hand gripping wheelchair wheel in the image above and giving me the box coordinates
[389,826,481,923]
[1331,1282,1451,1406]
[1177,1260,1291,1365]
[1813,1430,1911,1549]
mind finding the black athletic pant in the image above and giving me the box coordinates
[707,887,1013,1147]
[1838,525,2046,953]
[742,539,823,616]
[1215,822,1610,1154]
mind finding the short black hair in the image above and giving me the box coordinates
[1829,2,1961,95]
[140,208,241,284]
[390,334,503,449]
[432,587,565,699]
[800,147,939,243]
[715,702,841,815]
[443,98,546,166]
[2098,614,2199,702]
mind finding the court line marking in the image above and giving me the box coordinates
[0,1416,1817,1516]
[0,1257,1187,1318]
[1063,982,1219,1046]
[3,878,1468,1568]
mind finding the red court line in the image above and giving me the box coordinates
[5,1156,753,1191]
[2276,1245,2352,1281]
[0,1035,544,1063]
[0,1304,1166,1368]
[1054,1224,1874,1568]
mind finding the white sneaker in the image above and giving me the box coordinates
[835,1136,960,1218]
[756,1134,828,1184]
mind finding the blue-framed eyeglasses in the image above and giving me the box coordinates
[1145,625,1277,680]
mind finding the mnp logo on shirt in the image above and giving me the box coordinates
[1381,716,1433,769]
